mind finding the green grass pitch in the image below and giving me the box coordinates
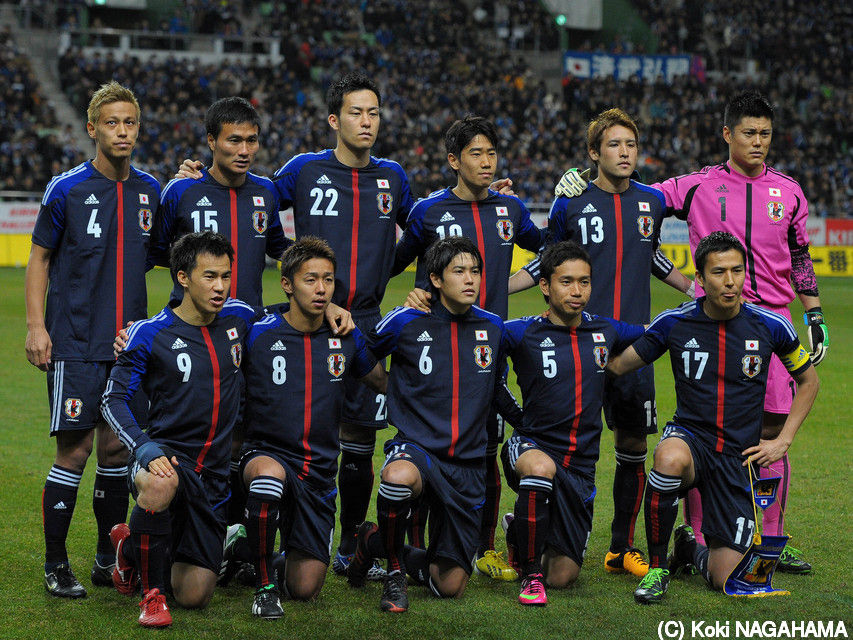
[1,267,850,639]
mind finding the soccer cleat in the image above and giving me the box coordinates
[138,588,172,627]
[777,544,812,574]
[501,513,521,573]
[218,523,247,587]
[44,563,87,598]
[668,525,696,576]
[333,549,387,581]
[252,584,284,619]
[347,521,380,588]
[518,573,548,606]
[380,570,409,613]
[90,559,115,587]
[604,547,650,578]
[474,550,519,581]
[110,523,137,595]
[634,568,670,604]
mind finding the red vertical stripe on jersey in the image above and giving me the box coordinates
[470,202,486,308]
[229,188,238,299]
[527,491,537,562]
[195,326,221,472]
[115,182,124,337]
[346,170,360,309]
[612,193,623,318]
[447,322,460,458]
[300,334,313,477]
[715,323,726,453]
[562,329,583,468]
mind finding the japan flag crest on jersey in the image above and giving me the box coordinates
[231,344,242,368]
[328,353,346,378]
[496,219,514,241]
[253,210,268,234]
[767,202,785,223]
[742,355,762,378]
[138,208,153,232]
[637,215,653,238]
[474,345,493,369]
[64,398,83,419]
[593,346,609,369]
[139,193,149,204]
[253,196,265,206]
[377,192,393,216]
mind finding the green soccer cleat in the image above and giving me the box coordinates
[777,545,812,574]
[634,568,670,604]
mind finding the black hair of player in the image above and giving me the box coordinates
[326,72,381,116]
[724,91,773,130]
[280,236,337,296]
[205,97,260,139]
[694,231,746,276]
[444,115,498,163]
[424,236,483,298]
[170,231,234,280]
[539,241,592,283]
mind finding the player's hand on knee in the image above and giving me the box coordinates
[490,177,515,196]
[404,288,432,312]
[325,302,354,335]
[113,322,133,357]
[176,159,204,180]
[804,307,829,366]
[25,326,52,370]
[554,168,590,198]
[742,438,790,468]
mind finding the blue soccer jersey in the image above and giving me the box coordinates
[525,181,673,323]
[151,171,291,308]
[272,149,414,312]
[370,303,508,462]
[242,314,377,484]
[631,300,811,455]
[102,299,255,475]
[32,161,161,361]
[392,188,544,319]
[504,313,644,477]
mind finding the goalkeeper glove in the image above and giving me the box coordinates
[803,307,829,366]
[554,168,590,198]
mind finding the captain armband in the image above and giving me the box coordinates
[780,344,811,373]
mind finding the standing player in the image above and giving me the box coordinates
[607,231,818,604]
[102,232,256,627]
[556,92,827,571]
[391,115,544,579]
[346,236,518,612]
[238,237,386,618]
[512,108,692,578]
[501,241,645,606]
[25,81,160,597]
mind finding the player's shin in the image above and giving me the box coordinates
[245,476,283,588]
[683,488,706,545]
[43,465,82,567]
[93,465,129,565]
[128,506,170,594]
[477,451,502,555]
[377,481,413,574]
[611,448,647,552]
[514,476,553,576]
[338,439,375,555]
[644,470,682,569]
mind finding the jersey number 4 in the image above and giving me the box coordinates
[87,209,102,238]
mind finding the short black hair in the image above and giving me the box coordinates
[423,236,482,298]
[326,72,381,116]
[170,231,234,279]
[444,115,498,160]
[539,241,591,283]
[280,236,337,288]
[724,90,773,131]
[694,231,746,275]
[204,96,259,139]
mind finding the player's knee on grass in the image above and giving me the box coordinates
[429,561,469,598]
[707,543,743,591]
[171,563,216,608]
[285,552,327,601]
[135,469,179,512]
[652,438,693,478]
[338,422,376,446]
[542,550,580,587]
[515,448,556,480]
[55,429,95,472]
[380,460,422,495]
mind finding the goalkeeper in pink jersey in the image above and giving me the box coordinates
[555,91,827,573]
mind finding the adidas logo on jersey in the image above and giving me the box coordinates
[196,196,213,207]
[270,340,287,351]
[417,331,432,342]
[582,203,597,214]
[84,194,99,205]
[440,212,455,222]
[539,337,555,348]
[53,501,67,510]
[171,338,188,350]
[316,174,332,185]
[684,338,700,348]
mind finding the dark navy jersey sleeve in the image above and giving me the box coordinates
[598,316,646,352]
[630,304,686,365]
[349,326,379,378]
[150,176,196,267]
[391,198,430,276]
[369,306,415,359]
[511,196,546,252]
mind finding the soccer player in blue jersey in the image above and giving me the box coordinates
[346,236,520,613]
[391,115,543,580]
[606,232,818,604]
[237,237,386,618]
[25,81,160,598]
[102,231,256,627]
[508,108,692,578]
[501,241,645,606]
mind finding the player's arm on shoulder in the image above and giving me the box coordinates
[176,159,204,179]
[508,267,536,294]
[605,345,648,376]
[404,287,432,312]
[360,362,388,395]
[553,168,590,199]
[24,243,53,370]
[325,302,354,336]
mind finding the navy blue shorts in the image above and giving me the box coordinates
[341,310,386,429]
[47,360,147,434]
[240,448,337,564]
[501,435,596,566]
[383,440,484,573]
[660,424,756,553]
[130,449,229,573]
[603,364,657,435]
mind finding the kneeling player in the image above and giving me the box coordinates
[102,232,256,627]
[237,237,386,618]
[501,241,644,605]
[346,236,519,612]
[607,232,818,604]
